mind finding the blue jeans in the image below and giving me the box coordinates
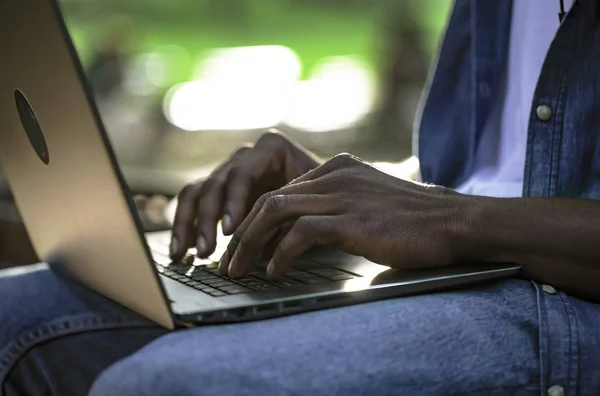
[1,264,600,396]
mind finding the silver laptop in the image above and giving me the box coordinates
[0,0,521,329]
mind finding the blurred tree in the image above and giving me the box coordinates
[366,1,429,160]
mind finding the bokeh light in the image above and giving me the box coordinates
[164,45,301,131]
[283,56,375,132]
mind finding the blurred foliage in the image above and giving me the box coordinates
[60,0,451,85]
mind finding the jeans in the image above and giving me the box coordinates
[1,264,600,396]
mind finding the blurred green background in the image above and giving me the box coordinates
[63,0,451,82]
[58,0,452,173]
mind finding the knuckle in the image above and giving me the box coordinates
[227,166,249,183]
[257,191,274,206]
[256,130,286,147]
[199,175,225,195]
[430,184,454,197]
[249,191,271,214]
[295,216,317,235]
[329,153,358,169]
[178,183,199,200]
[334,152,354,162]
[263,195,285,215]
[326,168,348,182]
[231,144,252,157]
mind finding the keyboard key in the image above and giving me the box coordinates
[208,290,227,297]
[219,285,251,294]
[290,275,328,284]
[308,268,340,275]
[285,270,311,277]
[292,261,324,270]
[236,278,269,286]
[271,277,303,287]
[249,284,280,292]
[209,280,236,288]
[172,266,192,275]
[203,277,228,285]
[235,277,257,283]
[186,281,202,287]
[308,269,354,281]
[191,273,218,281]
[169,274,184,280]
[201,287,219,294]
[330,274,353,281]
[247,270,266,277]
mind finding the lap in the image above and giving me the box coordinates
[90,279,543,396]
[2,265,599,395]
[0,264,164,396]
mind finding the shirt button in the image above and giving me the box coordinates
[548,385,564,396]
[536,104,553,121]
[542,284,557,294]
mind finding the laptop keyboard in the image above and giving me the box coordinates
[154,254,357,298]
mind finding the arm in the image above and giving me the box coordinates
[457,197,600,301]
[200,152,599,303]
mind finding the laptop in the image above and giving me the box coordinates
[0,0,521,329]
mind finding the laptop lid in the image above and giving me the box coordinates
[0,0,175,328]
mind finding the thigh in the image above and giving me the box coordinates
[90,279,544,396]
[0,264,165,396]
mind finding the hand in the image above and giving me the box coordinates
[171,131,321,260]
[219,154,468,278]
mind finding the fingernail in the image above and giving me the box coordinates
[196,236,207,256]
[169,236,179,257]
[266,259,276,278]
[222,214,232,233]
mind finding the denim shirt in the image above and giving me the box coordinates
[416,0,600,199]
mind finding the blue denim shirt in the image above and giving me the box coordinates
[417,0,600,199]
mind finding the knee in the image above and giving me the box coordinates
[89,352,212,396]
[89,332,280,396]
[0,265,59,338]
[0,264,143,364]
[89,360,165,396]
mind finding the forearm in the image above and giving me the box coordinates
[456,196,600,301]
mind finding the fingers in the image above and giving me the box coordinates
[259,220,295,260]
[283,152,361,186]
[218,174,336,275]
[194,176,227,257]
[171,163,230,259]
[267,216,339,277]
[171,183,202,259]
[222,149,274,235]
[222,194,335,277]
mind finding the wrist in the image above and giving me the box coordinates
[447,194,502,262]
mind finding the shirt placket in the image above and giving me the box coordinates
[522,5,579,198]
